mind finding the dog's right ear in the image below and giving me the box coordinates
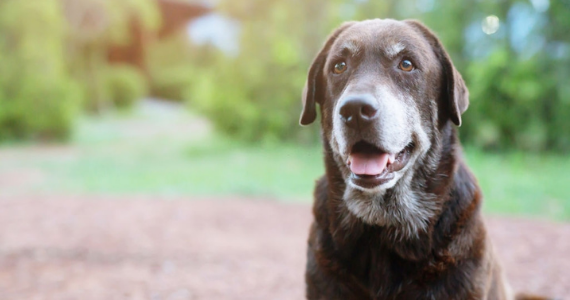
[404,20,469,127]
[300,22,356,126]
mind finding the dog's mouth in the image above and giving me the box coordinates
[347,140,414,189]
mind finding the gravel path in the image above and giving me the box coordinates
[0,196,568,299]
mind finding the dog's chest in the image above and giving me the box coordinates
[338,235,464,300]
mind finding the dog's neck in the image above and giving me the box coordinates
[320,122,482,261]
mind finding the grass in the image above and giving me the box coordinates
[44,138,324,201]
[1,100,568,220]
[464,148,569,220]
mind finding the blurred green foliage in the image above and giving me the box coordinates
[454,1,570,152]
[0,0,81,140]
[105,64,148,109]
[184,0,570,151]
[0,0,156,141]
[145,33,207,101]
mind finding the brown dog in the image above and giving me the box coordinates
[300,19,551,300]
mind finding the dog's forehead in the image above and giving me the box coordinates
[332,19,430,58]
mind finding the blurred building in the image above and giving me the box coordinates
[107,0,211,74]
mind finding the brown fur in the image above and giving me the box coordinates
[301,19,553,300]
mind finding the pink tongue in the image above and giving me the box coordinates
[349,152,390,175]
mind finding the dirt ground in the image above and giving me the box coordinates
[0,196,568,300]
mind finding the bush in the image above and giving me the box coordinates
[0,0,81,141]
[462,51,549,151]
[0,79,81,141]
[105,65,148,109]
[149,66,195,101]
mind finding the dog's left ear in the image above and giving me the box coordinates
[404,20,469,126]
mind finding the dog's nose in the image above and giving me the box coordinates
[339,96,379,128]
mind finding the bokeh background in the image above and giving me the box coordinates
[0,0,569,299]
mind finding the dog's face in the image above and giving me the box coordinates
[324,20,439,192]
[301,19,469,234]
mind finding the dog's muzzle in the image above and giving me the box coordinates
[337,94,414,189]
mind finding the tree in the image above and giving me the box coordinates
[0,0,80,140]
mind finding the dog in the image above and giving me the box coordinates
[300,19,552,300]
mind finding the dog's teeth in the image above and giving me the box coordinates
[388,154,396,165]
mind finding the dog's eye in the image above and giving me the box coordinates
[398,59,414,72]
[333,61,347,74]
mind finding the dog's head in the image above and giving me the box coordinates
[301,19,469,235]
